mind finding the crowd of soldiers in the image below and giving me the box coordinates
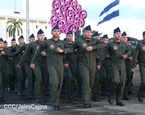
[0,24,145,110]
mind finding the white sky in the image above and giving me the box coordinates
[1,0,145,40]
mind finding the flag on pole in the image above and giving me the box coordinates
[97,0,120,26]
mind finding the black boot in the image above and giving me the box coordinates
[92,94,100,102]
[52,105,60,110]
[108,97,114,104]
[83,103,92,108]
[138,96,144,103]
[116,102,125,106]
[66,96,73,103]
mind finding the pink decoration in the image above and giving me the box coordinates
[50,0,87,34]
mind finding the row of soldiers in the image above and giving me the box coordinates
[0,25,145,110]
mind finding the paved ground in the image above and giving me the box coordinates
[0,66,145,115]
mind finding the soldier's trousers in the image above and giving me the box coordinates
[24,62,35,95]
[108,67,126,103]
[124,64,132,97]
[138,64,145,97]
[48,63,63,106]
[34,62,48,99]
[16,66,26,93]
[79,62,96,103]
[92,69,101,96]
[64,65,75,97]
[8,63,16,91]
[0,68,7,98]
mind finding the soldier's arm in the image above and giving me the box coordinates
[131,44,139,69]
[2,49,14,57]
[92,40,105,50]
[98,44,109,65]
[31,41,46,64]
[63,40,78,54]
[18,44,32,66]
[13,45,26,57]
[125,44,131,57]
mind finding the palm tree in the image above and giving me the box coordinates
[6,19,23,38]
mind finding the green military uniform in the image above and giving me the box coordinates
[14,45,26,95]
[92,49,102,101]
[18,40,43,96]
[63,41,76,102]
[33,38,67,107]
[0,49,13,100]
[100,50,111,96]
[132,40,145,101]
[104,40,131,104]
[123,44,134,99]
[31,47,48,104]
[6,45,18,92]
[14,44,35,97]
[67,37,104,105]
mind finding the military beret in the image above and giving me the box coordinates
[114,27,121,34]
[4,40,7,43]
[11,38,16,41]
[51,24,59,31]
[103,34,108,39]
[83,25,91,32]
[18,35,24,39]
[29,34,35,39]
[66,31,73,35]
[0,38,3,42]
[93,31,99,37]
[121,31,127,36]
[37,29,44,34]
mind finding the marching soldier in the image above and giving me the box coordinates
[121,32,134,100]
[14,35,26,96]
[0,38,13,102]
[92,31,102,101]
[14,34,36,99]
[17,29,46,103]
[66,25,104,108]
[64,31,76,103]
[31,25,69,110]
[131,31,145,103]
[99,35,110,96]
[101,27,131,106]
[7,38,17,93]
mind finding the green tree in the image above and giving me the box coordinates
[6,19,23,38]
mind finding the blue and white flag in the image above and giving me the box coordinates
[97,0,120,26]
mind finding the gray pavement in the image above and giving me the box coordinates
[0,67,144,115]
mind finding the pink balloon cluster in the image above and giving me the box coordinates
[50,0,87,34]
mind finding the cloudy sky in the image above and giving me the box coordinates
[0,0,145,39]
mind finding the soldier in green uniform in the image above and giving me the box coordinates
[63,31,76,103]
[14,34,36,99]
[14,35,26,96]
[121,32,134,100]
[31,25,69,110]
[30,33,48,105]
[3,40,9,91]
[99,35,111,96]
[0,38,13,102]
[7,38,17,93]
[131,31,145,103]
[101,27,131,106]
[92,31,102,101]
[17,29,46,103]
[66,25,104,108]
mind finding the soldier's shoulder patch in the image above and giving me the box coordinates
[142,46,145,50]
[36,46,39,49]
[113,46,118,50]
[82,43,87,48]
[50,44,55,49]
